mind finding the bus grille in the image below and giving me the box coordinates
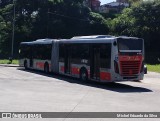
[120,61,140,76]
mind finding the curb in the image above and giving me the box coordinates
[0,64,19,67]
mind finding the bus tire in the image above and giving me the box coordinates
[80,68,88,82]
[44,63,49,73]
[24,60,28,70]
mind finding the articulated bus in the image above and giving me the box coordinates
[19,35,144,82]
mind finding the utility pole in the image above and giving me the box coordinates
[10,0,16,62]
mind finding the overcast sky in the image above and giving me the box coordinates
[100,0,116,5]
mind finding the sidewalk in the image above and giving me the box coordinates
[142,72,160,85]
[0,64,19,67]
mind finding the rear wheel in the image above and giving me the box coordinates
[80,69,88,82]
[44,63,49,73]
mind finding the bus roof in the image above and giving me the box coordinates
[59,38,114,44]
[20,36,141,45]
[59,35,140,44]
[71,35,115,39]
[20,39,55,45]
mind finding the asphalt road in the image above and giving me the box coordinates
[0,66,160,121]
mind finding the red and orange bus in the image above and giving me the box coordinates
[19,35,144,82]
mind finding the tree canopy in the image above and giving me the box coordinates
[0,0,108,58]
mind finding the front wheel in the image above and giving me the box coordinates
[80,69,88,82]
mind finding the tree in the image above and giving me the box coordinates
[111,0,160,63]
[0,0,109,58]
[89,12,109,35]
[0,3,13,58]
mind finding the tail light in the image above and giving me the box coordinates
[114,60,119,74]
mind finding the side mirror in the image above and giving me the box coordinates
[113,41,117,46]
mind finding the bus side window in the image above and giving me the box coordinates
[33,45,37,59]
[42,44,52,60]
[71,44,89,64]
[80,44,89,60]
[19,45,24,59]
[46,44,52,60]
[59,44,65,62]
[100,44,111,69]
[71,44,77,63]
[35,45,41,59]
[20,45,30,59]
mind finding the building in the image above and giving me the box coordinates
[99,0,129,13]
[117,0,129,2]
[84,0,101,11]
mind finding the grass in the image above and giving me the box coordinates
[147,64,160,73]
[0,59,18,64]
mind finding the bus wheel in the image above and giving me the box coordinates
[24,61,28,70]
[44,63,49,73]
[80,69,88,82]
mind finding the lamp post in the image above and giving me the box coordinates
[10,0,16,62]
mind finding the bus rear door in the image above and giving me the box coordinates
[90,45,100,80]
[64,45,71,74]
[29,45,33,68]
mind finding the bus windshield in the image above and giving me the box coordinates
[117,38,143,53]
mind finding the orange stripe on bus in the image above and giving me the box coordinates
[60,66,64,72]
[71,67,79,75]
[100,72,111,81]
[36,62,44,69]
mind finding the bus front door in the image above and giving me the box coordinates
[90,46,100,80]
[64,45,71,74]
